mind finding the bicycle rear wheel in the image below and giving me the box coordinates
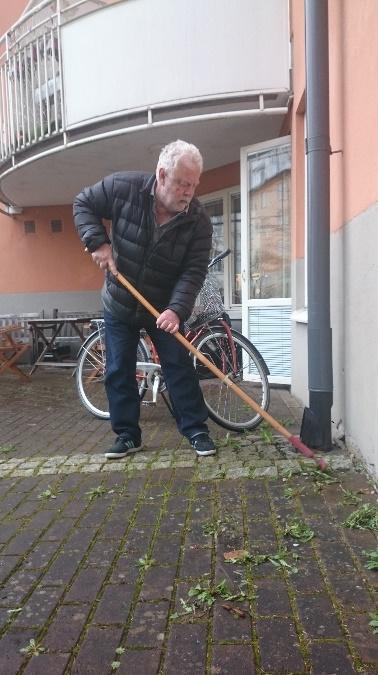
[192,328,270,431]
[76,330,150,419]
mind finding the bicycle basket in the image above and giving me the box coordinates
[186,274,225,329]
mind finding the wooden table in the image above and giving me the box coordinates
[0,324,30,380]
[28,317,92,374]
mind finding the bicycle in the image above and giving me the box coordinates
[76,250,270,431]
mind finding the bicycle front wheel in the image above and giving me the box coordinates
[192,328,270,431]
[76,331,150,419]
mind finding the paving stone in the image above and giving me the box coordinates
[246,517,276,543]
[1,529,39,556]
[71,626,123,674]
[109,552,141,585]
[180,545,211,578]
[289,551,326,592]
[123,526,155,555]
[0,372,376,675]
[329,574,375,611]
[85,539,118,567]
[296,593,343,637]
[140,565,176,601]
[23,541,60,571]
[0,570,39,606]
[116,649,161,674]
[92,584,133,625]
[310,641,356,674]
[0,629,37,674]
[13,586,63,628]
[44,604,91,652]
[41,518,75,541]
[347,613,378,663]
[250,466,278,479]
[126,601,169,647]
[185,521,213,547]
[40,551,82,586]
[315,540,356,571]
[211,644,255,674]
[151,535,181,566]
[159,512,186,537]
[164,622,207,674]
[64,566,108,603]
[256,617,305,672]
[213,599,252,642]
[23,652,70,675]
[255,578,291,616]
[0,555,21,583]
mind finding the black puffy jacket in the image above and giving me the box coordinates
[73,171,213,325]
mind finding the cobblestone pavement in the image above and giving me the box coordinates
[0,370,377,674]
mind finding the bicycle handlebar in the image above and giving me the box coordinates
[208,248,231,269]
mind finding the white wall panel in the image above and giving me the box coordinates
[61,0,289,126]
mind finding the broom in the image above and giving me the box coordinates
[115,271,327,471]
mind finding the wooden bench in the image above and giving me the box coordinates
[0,325,30,380]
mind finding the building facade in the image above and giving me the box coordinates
[1,0,377,473]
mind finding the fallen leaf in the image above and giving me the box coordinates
[221,603,246,618]
[223,549,248,561]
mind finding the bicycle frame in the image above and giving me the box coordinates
[135,317,238,407]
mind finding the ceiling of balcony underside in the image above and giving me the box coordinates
[0,114,286,207]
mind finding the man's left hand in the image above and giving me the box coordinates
[156,309,180,333]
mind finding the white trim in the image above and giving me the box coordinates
[199,185,242,318]
[0,108,288,190]
[291,308,308,324]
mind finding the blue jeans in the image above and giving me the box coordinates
[104,310,209,443]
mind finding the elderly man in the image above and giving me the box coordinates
[73,139,216,458]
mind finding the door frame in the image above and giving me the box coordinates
[240,135,291,385]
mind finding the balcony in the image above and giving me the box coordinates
[0,0,290,207]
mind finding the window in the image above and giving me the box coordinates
[200,187,241,317]
[51,219,63,233]
[24,220,36,234]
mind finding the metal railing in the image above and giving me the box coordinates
[0,0,121,162]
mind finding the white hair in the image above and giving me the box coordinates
[156,139,203,175]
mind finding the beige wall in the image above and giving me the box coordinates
[290,0,378,474]
[329,0,378,229]
[0,162,239,312]
[0,0,28,34]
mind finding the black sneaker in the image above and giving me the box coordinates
[104,436,142,459]
[190,433,216,457]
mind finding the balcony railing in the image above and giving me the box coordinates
[0,0,121,162]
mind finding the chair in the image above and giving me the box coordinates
[0,325,30,380]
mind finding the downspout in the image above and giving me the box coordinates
[300,0,333,450]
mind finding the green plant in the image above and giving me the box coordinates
[284,486,304,499]
[368,612,378,634]
[20,639,47,656]
[341,488,362,505]
[111,662,121,671]
[216,433,242,450]
[308,468,339,490]
[202,514,236,538]
[188,579,249,608]
[85,486,107,501]
[258,423,274,444]
[0,444,17,454]
[38,486,62,500]
[136,554,156,571]
[251,547,298,574]
[344,503,378,531]
[115,647,125,655]
[363,549,378,570]
[284,519,314,543]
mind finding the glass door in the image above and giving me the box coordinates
[241,137,292,383]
